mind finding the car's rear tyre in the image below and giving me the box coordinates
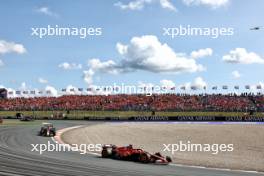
[112,152,120,160]
[139,153,149,163]
[166,156,172,162]
[102,150,109,158]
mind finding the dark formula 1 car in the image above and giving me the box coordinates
[101,144,172,164]
[17,113,34,121]
[20,116,34,121]
[39,123,56,137]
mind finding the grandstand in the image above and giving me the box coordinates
[0,94,261,113]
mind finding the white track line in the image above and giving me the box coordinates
[170,163,264,174]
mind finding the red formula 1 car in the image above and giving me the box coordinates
[101,144,172,165]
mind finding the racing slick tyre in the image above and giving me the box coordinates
[139,153,150,163]
[166,156,172,163]
[102,150,109,158]
[50,131,56,137]
[112,152,121,160]
[131,153,140,162]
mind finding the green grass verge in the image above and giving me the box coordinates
[0,119,45,126]
[0,110,263,119]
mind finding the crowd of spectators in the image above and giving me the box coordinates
[0,94,262,112]
[253,96,264,111]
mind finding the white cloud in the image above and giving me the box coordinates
[180,82,191,90]
[83,69,94,85]
[223,48,264,64]
[0,40,27,54]
[20,82,27,90]
[45,85,58,97]
[115,0,228,11]
[258,82,264,89]
[160,79,175,88]
[255,82,264,92]
[159,0,177,11]
[6,88,17,98]
[178,77,207,91]
[182,0,229,8]
[248,82,264,93]
[116,43,128,55]
[114,0,176,11]
[58,62,82,70]
[84,35,206,85]
[117,35,205,73]
[36,7,58,17]
[38,77,48,84]
[17,82,31,98]
[88,58,123,74]
[190,48,213,59]
[193,76,207,89]
[114,0,152,10]
[231,70,241,79]
[65,85,81,95]
[0,59,4,67]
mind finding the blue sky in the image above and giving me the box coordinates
[0,0,264,94]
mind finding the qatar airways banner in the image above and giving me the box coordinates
[84,116,264,122]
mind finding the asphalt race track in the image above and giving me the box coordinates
[0,120,262,176]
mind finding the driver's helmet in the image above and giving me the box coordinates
[155,152,161,157]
